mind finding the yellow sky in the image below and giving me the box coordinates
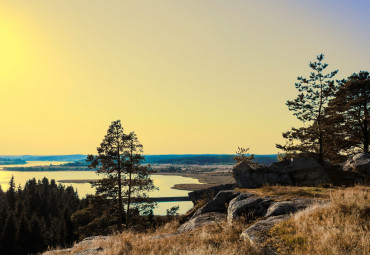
[1,1,369,155]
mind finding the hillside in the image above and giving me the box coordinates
[44,185,369,255]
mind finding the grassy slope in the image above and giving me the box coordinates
[45,185,369,255]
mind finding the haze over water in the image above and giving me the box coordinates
[0,161,200,215]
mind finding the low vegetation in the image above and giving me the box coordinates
[46,219,258,255]
[45,185,369,255]
[236,184,336,199]
[269,185,369,254]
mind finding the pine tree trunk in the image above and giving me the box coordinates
[117,139,123,231]
[126,172,132,230]
[126,141,133,230]
[364,110,369,153]
[319,131,323,162]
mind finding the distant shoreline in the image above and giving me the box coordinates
[56,172,234,191]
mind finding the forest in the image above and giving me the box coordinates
[0,177,88,255]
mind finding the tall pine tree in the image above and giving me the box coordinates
[326,71,370,156]
[277,54,338,161]
[87,120,156,230]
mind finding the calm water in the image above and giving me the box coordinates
[0,161,200,215]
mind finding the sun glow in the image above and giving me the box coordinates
[0,15,24,78]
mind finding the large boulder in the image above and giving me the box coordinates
[271,157,329,186]
[177,212,226,233]
[264,198,316,217]
[343,153,370,175]
[241,215,290,254]
[191,190,240,218]
[232,161,292,188]
[233,157,329,188]
[188,183,236,205]
[227,194,272,223]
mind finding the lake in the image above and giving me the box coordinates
[0,161,200,215]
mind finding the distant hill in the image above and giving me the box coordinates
[0,154,87,162]
[144,154,277,165]
[0,154,278,165]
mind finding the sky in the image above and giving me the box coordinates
[0,0,369,155]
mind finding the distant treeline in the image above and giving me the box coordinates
[144,154,278,165]
[0,177,88,255]
[62,160,90,167]
[1,155,279,169]
[0,158,26,165]
[0,155,87,162]
[3,166,92,172]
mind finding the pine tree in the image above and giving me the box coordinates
[87,120,128,230]
[87,120,156,230]
[7,176,16,210]
[124,132,156,229]
[277,54,338,161]
[0,215,17,255]
[326,71,370,155]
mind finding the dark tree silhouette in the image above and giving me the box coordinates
[87,120,156,230]
[327,71,370,155]
[0,177,87,255]
[123,132,156,229]
[277,54,338,161]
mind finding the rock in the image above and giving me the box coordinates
[43,236,108,255]
[233,157,330,188]
[227,194,272,223]
[177,212,226,233]
[191,190,240,218]
[188,183,236,205]
[232,161,261,188]
[265,198,316,217]
[74,236,108,247]
[343,153,370,174]
[75,247,103,255]
[290,157,322,171]
[241,215,290,254]
[233,161,293,188]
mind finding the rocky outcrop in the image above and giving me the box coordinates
[343,153,370,175]
[233,157,329,188]
[177,212,226,233]
[264,198,316,217]
[233,161,292,188]
[43,236,108,255]
[241,215,290,254]
[188,183,236,205]
[227,194,272,223]
[191,190,240,218]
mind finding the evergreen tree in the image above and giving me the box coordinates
[326,71,370,155]
[7,176,16,210]
[87,120,156,230]
[87,120,128,230]
[124,132,156,229]
[16,215,32,255]
[277,54,338,161]
[0,215,17,254]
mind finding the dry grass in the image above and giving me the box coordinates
[269,185,370,254]
[46,185,369,255]
[237,184,336,200]
[49,220,258,255]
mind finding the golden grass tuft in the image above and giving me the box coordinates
[269,185,370,254]
[237,184,336,200]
